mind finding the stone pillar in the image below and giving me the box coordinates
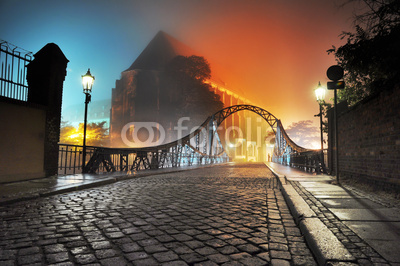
[27,43,69,176]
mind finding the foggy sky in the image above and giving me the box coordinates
[0,0,359,128]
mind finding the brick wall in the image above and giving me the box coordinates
[336,86,400,188]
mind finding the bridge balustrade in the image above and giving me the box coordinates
[58,104,328,176]
[58,143,229,175]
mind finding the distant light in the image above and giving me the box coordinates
[82,68,95,94]
[315,81,326,103]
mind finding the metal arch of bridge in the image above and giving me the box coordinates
[210,104,326,173]
[211,105,279,133]
[210,104,307,153]
[70,104,326,174]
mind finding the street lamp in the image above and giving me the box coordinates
[314,81,326,174]
[314,81,326,150]
[327,65,345,184]
[81,68,94,173]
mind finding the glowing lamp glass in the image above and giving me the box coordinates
[82,68,95,94]
[315,82,326,102]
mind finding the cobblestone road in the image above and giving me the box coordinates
[0,163,317,265]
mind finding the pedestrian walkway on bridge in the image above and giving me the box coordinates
[266,162,400,265]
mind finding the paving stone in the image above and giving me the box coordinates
[269,235,288,244]
[132,257,159,266]
[162,260,189,266]
[74,253,97,264]
[144,244,168,253]
[193,260,218,266]
[18,253,42,264]
[218,245,239,255]
[121,227,142,234]
[230,252,252,260]
[225,238,247,246]
[248,237,267,245]
[257,251,270,262]
[124,251,149,261]
[205,238,227,248]
[208,253,230,263]
[195,246,218,256]
[270,248,291,260]
[237,244,260,254]
[44,244,67,253]
[18,246,40,255]
[95,248,118,259]
[105,231,125,239]
[174,245,194,254]
[195,234,214,241]
[90,240,112,250]
[239,256,268,266]
[129,233,149,241]
[292,255,318,266]
[173,234,193,241]
[46,252,69,264]
[70,246,91,255]
[138,238,159,247]
[271,258,291,266]
[181,252,207,264]
[269,242,289,251]
[156,234,175,243]
[153,250,179,262]
[185,240,205,249]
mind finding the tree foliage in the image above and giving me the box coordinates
[163,55,223,126]
[329,0,400,105]
[167,55,212,82]
[60,121,109,147]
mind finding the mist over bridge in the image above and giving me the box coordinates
[66,104,325,175]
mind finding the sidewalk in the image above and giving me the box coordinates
[266,162,400,265]
[0,164,216,206]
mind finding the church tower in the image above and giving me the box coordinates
[110,31,203,147]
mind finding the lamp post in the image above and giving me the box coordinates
[327,65,345,184]
[81,68,94,173]
[315,82,326,173]
[315,81,326,150]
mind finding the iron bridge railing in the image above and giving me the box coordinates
[273,120,328,173]
[58,143,228,175]
[0,40,32,101]
[58,115,229,175]
[58,104,328,175]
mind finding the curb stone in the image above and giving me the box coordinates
[265,163,356,265]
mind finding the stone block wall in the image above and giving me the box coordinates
[0,98,46,182]
[337,86,400,188]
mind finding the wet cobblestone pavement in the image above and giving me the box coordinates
[0,163,317,265]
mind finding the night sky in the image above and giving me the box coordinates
[0,0,360,128]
